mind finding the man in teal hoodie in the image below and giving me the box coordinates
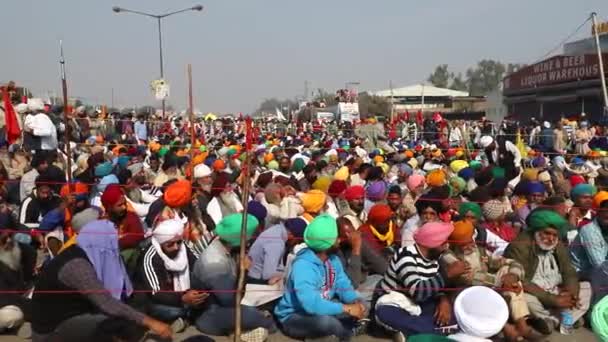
[274,214,366,341]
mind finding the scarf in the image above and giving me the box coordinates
[369,222,394,247]
[150,238,190,291]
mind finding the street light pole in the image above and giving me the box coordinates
[112,5,203,119]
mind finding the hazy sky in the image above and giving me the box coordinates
[2,0,607,113]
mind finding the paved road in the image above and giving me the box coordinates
[4,324,598,341]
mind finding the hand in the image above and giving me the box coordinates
[555,293,575,309]
[268,275,283,285]
[343,303,366,320]
[182,290,210,306]
[434,296,452,326]
[143,316,172,339]
[241,256,252,271]
[445,260,470,279]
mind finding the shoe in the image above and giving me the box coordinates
[240,327,269,342]
[526,317,551,335]
[352,318,370,336]
[170,317,187,334]
[393,331,407,342]
[16,322,31,339]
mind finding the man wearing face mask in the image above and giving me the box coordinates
[504,209,591,333]
[375,222,468,340]
[101,184,145,251]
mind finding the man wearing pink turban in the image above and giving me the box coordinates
[375,222,470,340]
[403,174,426,219]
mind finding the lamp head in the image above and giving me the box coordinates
[192,5,204,11]
[112,6,122,13]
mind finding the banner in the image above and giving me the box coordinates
[150,79,170,101]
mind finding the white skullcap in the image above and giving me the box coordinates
[479,136,494,148]
[454,286,508,338]
[153,219,185,244]
[543,121,550,128]
[15,103,29,114]
[194,164,212,179]
[27,98,45,112]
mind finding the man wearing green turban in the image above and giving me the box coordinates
[275,214,366,340]
[504,209,591,332]
[191,213,276,337]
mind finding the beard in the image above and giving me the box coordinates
[427,247,444,260]
[220,192,239,212]
[534,232,558,251]
[200,184,212,193]
[108,210,127,223]
[0,243,21,272]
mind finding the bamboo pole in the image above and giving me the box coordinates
[60,41,73,193]
[234,117,253,341]
[188,64,196,182]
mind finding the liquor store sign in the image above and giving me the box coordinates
[504,54,608,91]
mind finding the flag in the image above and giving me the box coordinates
[404,111,410,121]
[2,87,21,145]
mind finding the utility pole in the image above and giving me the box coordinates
[591,12,608,115]
[390,80,395,123]
[304,80,309,102]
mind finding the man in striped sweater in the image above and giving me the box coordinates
[374,222,469,340]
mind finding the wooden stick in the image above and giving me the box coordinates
[188,64,195,182]
[234,117,253,341]
[60,40,73,193]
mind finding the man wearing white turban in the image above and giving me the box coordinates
[135,219,206,332]
[480,135,522,181]
[449,286,509,341]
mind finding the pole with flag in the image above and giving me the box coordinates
[60,40,73,193]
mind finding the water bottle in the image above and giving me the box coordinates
[560,310,574,335]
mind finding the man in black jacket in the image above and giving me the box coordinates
[18,173,61,229]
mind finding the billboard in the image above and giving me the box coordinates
[338,102,360,122]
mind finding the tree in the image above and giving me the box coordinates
[427,64,451,88]
[312,88,338,107]
[466,59,506,96]
[358,92,391,119]
[507,63,526,75]
[255,98,297,115]
[449,73,468,91]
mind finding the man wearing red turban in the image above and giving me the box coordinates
[359,204,400,255]
[102,184,145,250]
[340,185,367,230]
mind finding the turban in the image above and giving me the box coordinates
[40,209,65,231]
[304,214,338,251]
[594,191,608,209]
[426,169,446,187]
[537,170,551,183]
[328,180,347,197]
[450,220,474,246]
[405,150,414,159]
[247,201,267,224]
[459,202,482,220]
[553,156,567,170]
[153,218,185,244]
[450,160,469,174]
[449,177,466,195]
[367,204,393,227]
[333,166,349,181]
[366,181,387,201]
[192,153,206,166]
[163,180,192,208]
[398,163,413,176]
[267,160,279,170]
[480,136,494,148]
[483,199,506,220]
[101,184,124,209]
[469,160,482,170]
[454,286,509,338]
[491,166,505,179]
[406,174,426,192]
[414,222,454,248]
[526,209,569,237]
[407,158,418,169]
[408,335,453,342]
[60,182,89,200]
[264,153,274,164]
[522,168,539,182]
[194,164,212,179]
[458,167,475,181]
[373,155,384,164]
[213,159,226,171]
[526,181,546,195]
[284,218,307,239]
[570,175,586,188]
[571,183,597,200]
[94,162,113,177]
[215,213,259,247]
[378,163,389,175]
[531,156,546,168]
[116,156,130,169]
[71,208,100,233]
[592,295,608,341]
[301,190,327,214]
[344,185,365,201]
[98,174,119,193]
[312,176,332,193]
[291,158,306,173]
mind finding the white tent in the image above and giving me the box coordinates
[370,84,469,98]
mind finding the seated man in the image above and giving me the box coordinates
[444,221,550,339]
[274,214,366,341]
[504,209,591,332]
[135,219,202,333]
[375,222,467,339]
[247,218,306,285]
[571,196,608,280]
[0,229,36,335]
[191,213,276,341]
[358,204,401,258]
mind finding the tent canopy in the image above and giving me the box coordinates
[370,84,469,98]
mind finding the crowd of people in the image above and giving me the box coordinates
[3,89,608,341]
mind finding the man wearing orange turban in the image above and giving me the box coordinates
[359,204,399,254]
[426,169,446,187]
[163,180,193,208]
